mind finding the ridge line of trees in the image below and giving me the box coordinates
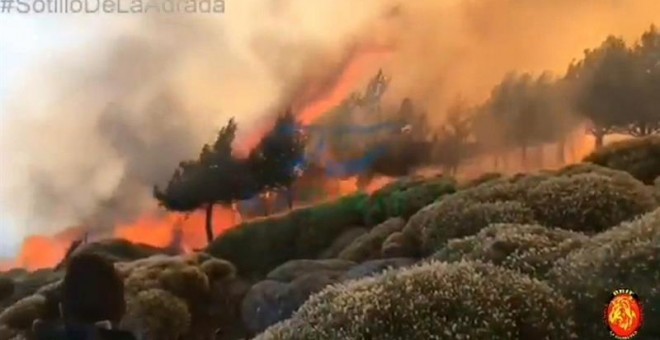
[153,25,660,245]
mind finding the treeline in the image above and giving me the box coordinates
[446,25,660,170]
[154,25,660,245]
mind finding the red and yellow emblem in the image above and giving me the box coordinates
[605,289,644,339]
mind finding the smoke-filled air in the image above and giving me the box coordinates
[2,0,660,269]
[1,1,660,339]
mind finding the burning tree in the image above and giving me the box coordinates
[248,110,306,214]
[154,118,255,244]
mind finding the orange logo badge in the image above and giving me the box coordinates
[605,289,644,339]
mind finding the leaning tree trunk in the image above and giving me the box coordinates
[205,202,215,244]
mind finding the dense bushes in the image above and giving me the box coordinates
[337,218,405,262]
[118,254,238,340]
[208,178,455,279]
[415,199,538,254]
[548,208,660,339]
[122,289,191,340]
[363,176,456,226]
[527,173,656,233]
[433,224,587,279]
[0,254,239,340]
[256,261,576,340]
[0,295,46,330]
[583,135,660,184]
[207,194,368,279]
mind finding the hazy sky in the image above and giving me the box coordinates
[0,16,107,257]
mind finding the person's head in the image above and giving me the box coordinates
[60,253,126,325]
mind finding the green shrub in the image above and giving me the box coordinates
[418,199,537,254]
[432,224,587,279]
[207,193,367,279]
[121,289,191,340]
[449,173,549,205]
[527,173,656,233]
[548,208,660,339]
[256,261,576,340]
[337,218,405,262]
[1,270,62,310]
[119,254,239,340]
[583,135,660,184]
[363,177,456,226]
[0,294,45,330]
[381,231,419,258]
[200,258,237,282]
[554,162,638,180]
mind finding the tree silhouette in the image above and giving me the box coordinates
[154,118,250,244]
[565,36,635,148]
[435,97,473,175]
[629,25,660,136]
[248,110,306,213]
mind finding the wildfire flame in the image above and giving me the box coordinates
[3,48,393,272]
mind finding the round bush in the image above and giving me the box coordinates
[554,162,639,180]
[200,258,237,282]
[583,135,660,184]
[121,288,191,340]
[381,231,419,258]
[419,199,538,254]
[256,261,576,340]
[119,254,237,339]
[0,294,45,330]
[457,173,550,204]
[527,173,656,233]
[338,218,405,262]
[432,224,587,279]
[548,207,660,339]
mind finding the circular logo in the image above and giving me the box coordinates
[605,289,644,339]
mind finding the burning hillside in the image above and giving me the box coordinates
[1,0,660,271]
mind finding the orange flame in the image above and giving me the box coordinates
[114,207,238,251]
[3,48,392,272]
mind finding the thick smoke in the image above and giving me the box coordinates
[0,1,394,238]
[1,0,659,241]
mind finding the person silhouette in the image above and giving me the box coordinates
[33,253,136,340]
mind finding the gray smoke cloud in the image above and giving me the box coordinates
[0,2,394,239]
[1,0,659,244]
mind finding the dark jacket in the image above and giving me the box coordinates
[33,320,137,340]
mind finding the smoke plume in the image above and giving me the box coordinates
[1,0,659,243]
